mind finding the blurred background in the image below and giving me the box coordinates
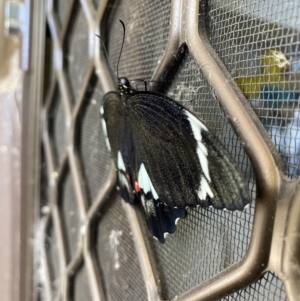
[0,1,22,301]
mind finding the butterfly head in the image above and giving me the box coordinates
[118,77,134,95]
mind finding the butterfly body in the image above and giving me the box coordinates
[101,77,250,243]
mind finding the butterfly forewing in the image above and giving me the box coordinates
[127,93,205,207]
[127,91,249,209]
[102,92,136,203]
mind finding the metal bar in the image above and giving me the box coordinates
[122,202,161,301]
[21,0,31,70]
[52,205,68,269]
[67,150,88,218]
[172,0,283,299]
[65,247,83,276]
[42,126,57,187]
[46,1,61,52]
[281,179,300,301]
[37,215,52,301]
[42,80,58,173]
[61,273,70,301]
[47,3,73,117]
[83,231,106,301]
[80,0,98,61]
[151,0,183,83]
[60,0,76,45]
[95,0,117,93]
[20,0,46,300]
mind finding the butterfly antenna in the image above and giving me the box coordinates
[95,34,118,80]
[117,20,126,79]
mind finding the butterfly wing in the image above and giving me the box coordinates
[127,91,250,212]
[101,92,135,203]
[140,198,187,243]
[102,92,187,242]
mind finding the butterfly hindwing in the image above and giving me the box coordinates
[201,130,249,210]
[141,197,187,243]
[136,162,187,243]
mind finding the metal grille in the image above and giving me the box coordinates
[34,0,300,301]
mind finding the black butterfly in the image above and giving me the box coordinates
[99,22,250,243]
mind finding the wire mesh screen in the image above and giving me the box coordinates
[221,272,287,301]
[106,0,171,81]
[207,0,300,178]
[36,0,297,300]
[96,194,147,301]
[77,74,111,203]
[106,2,255,299]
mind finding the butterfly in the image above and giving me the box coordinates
[99,21,250,243]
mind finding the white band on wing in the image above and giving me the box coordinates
[138,163,159,200]
[117,151,126,172]
[185,110,211,182]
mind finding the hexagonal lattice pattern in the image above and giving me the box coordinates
[37,0,298,301]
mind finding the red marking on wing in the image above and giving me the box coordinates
[134,181,141,193]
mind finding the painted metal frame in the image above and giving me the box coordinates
[21,0,300,300]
